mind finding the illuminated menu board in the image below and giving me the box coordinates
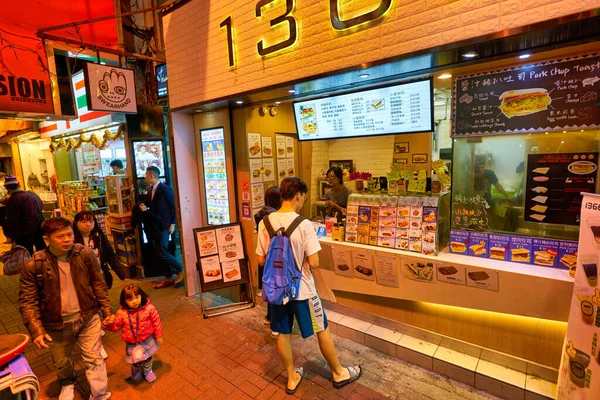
[201,128,230,225]
[294,79,433,141]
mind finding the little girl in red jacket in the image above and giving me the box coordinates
[103,284,163,383]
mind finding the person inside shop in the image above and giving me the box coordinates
[109,159,126,175]
[139,166,184,289]
[19,217,114,400]
[256,177,362,395]
[3,175,46,255]
[253,186,282,333]
[473,155,510,206]
[324,166,352,218]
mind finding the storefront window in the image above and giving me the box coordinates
[452,130,600,240]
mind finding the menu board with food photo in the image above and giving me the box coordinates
[221,260,242,282]
[201,128,230,225]
[200,255,223,283]
[277,159,287,184]
[510,236,533,263]
[332,247,354,278]
[248,133,261,158]
[216,225,243,255]
[525,152,598,225]
[558,240,578,273]
[453,54,600,137]
[196,230,218,257]
[352,250,374,281]
[285,136,295,159]
[403,258,437,283]
[374,255,399,287]
[437,264,467,285]
[249,159,263,184]
[251,183,265,208]
[489,234,511,261]
[276,135,286,159]
[261,136,273,157]
[262,158,275,182]
[532,238,559,268]
[466,267,499,291]
[469,232,489,258]
[286,158,295,178]
[449,230,469,254]
[557,193,600,397]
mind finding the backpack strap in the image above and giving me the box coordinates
[262,214,277,238]
[284,216,306,238]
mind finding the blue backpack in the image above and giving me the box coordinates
[261,214,306,305]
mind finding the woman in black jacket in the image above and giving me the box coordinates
[73,211,127,289]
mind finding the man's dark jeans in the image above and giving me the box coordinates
[153,229,183,277]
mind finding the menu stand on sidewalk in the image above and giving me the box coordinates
[193,222,255,318]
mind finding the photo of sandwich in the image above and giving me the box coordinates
[568,161,597,175]
[490,247,506,260]
[534,251,556,266]
[530,214,546,221]
[279,170,286,178]
[560,254,577,270]
[404,262,435,281]
[205,269,221,277]
[451,242,467,253]
[253,170,260,177]
[264,169,272,177]
[468,271,489,281]
[278,148,285,156]
[288,168,294,176]
[355,265,373,276]
[511,248,530,262]
[225,269,239,279]
[438,266,458,276]
[499,88,552,118]
[287,146,294,153]
[380,231,394,238]
[371,99,385,110]
[337,264,350,271]
[470,243,487,256]
[531,204,548,213]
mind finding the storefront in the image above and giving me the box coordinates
[162,2,600,398]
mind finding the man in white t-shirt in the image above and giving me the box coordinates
[256,177,362,395]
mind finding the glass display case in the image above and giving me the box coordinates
[105,175,133,217]
[452,130,600,241]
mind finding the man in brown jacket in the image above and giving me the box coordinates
[19,217,114,400]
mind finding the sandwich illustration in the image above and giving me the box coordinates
[533,176,549,182]
[530,214,546,221]
[380,231,394,238]
[468,271,489,281]
[531,186,548,194]
[499,88,552,118]
[534,251,556,266]
[278,148,285,155]
[279,170,286,177]
[511,248,530,262]
[225,269,239,279]
[560,254,577,269]
[337,264,350,271]
[451,241,467,253]
[569,161,597,175]
[490,247,506,260]
[371,99,384,110]
[531,204,548,213]
[438,266,458,276]
[533,167,550,174]
[398,219,409,228]
[470,242,487,256]
[355,265,373,276]
[532,195,548,204]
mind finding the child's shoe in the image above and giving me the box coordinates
[131,366,143,382]
[144,369,156,383]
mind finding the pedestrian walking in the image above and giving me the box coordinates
[103,284,163,384]
[19,217,113,400]
[3,175,46,255]
[138,166,184,289]
[256,177,362,395]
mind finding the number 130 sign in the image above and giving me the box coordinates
[220,0,392,68]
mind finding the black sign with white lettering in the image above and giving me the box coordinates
[452,54,600,137]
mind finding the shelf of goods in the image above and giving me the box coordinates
[105,175,133,230]
[56,180,107,231]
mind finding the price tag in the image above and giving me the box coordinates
[408,180,426,193]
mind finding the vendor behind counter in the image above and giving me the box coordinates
[323,167,352,219]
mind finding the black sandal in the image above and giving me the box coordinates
[333,365,363,389]
[285,367,304,395]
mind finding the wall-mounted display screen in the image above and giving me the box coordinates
[200,127,231,225]
[294,79,433,141]
[132,140,165,178]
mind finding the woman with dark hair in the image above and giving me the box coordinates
[325,166,352,218]
[73,211,127,289]
[253,186,282,332]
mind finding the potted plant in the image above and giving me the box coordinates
[349,171,372,192]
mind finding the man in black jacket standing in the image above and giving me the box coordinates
[139,166,184,288]
[3,175,46,255]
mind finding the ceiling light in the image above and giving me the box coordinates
[545,132,548,135]
[437,73,452,79]
[463,52,477,58]
[562,130,566,133]
[275,101,281,105]
[288,89,296,94]
[519,54,531,59]
[235,100,243,105]
[359,73,370,79]
[195,109,203,113]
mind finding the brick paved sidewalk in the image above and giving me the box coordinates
[1,265,498,400]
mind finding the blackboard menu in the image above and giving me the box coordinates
[452,54,600,137]
[525,152,598,225]
[451,194,490,231]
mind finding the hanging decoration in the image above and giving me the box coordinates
[50,124,126,152]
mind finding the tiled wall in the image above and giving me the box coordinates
[162,0,599,108]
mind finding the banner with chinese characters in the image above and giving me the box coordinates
[557,193,600,399]
[452,54,600,137]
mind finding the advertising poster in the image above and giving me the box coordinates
[286,158,295,177]
[489,234,511,261]
[251,183,265,208]
[261,136,273,157]
[453,54,600,137]
[374,255,399,287]
[332,247,354,278]
[526,152,598,225]
[262,158,275,182]
[286,136,295,159]
[134,141,164,178]
[437,263,466,285]
[248,133,261,158]
[249,159,263,183]
[276,135,286,159]
[466,267,499,291]
[222,260,242,282]
[277,159,287,184]
[215,225,242,247]
[215,225,244,262]
[84,64,137,113]
[351,250,374,281]
[196,229,218,257]
[402,257,437,283]
[557,193,600,398]
[200,255,222,283]
[241,202,251,220]
[469,232,489,258]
